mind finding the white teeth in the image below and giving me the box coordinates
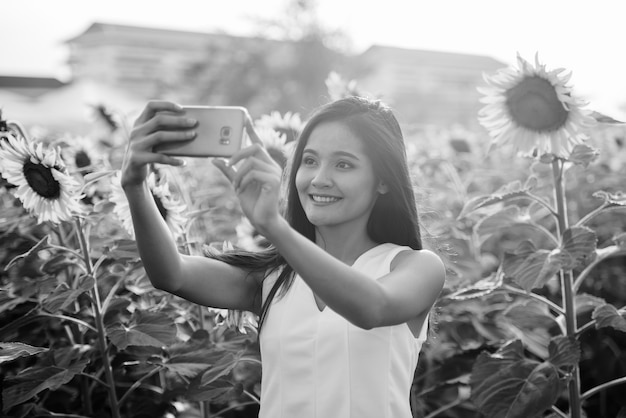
[311,195,340,203]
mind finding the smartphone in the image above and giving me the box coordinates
[154,106,247,157]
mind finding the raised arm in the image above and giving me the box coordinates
[213,127,444,329]
[263,220,444,329]
[121,100,260,313]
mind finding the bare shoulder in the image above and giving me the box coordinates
[391,248,446,287]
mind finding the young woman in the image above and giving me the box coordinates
[121,96,445,418]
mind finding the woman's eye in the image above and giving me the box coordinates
[337,161,353,169]
[302,157,316,166]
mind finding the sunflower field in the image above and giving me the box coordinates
[1,56,626,418]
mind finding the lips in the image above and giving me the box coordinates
[310,194,341,203]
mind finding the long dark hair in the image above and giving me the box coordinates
[207,96,422,332]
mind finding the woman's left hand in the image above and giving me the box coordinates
[212,113,284,235]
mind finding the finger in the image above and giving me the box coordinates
[212,159,236,182]
[136,101,184,125]
[244,112,263,146]
[232,157,257,190]
[144,113,197,133]
[140,129,197,150]
[232,157,277,190]
[131,151,186,167]
[237,170,279,194]
[229,143,264,167]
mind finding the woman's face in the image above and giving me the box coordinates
[295,121,384,230]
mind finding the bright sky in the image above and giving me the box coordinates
[2,0,625,117]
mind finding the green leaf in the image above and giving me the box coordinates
[80,169,116,194]
[567,144,599,167]
[475,206,525,236]
[164,362,211,381]
[5,235,49,271]
[2,358,87,410]
[104,239,140,260]
[458,179,536,219]
[447,271,504,300]
[103,297,132,326]
[503,241,564,291]
[547,336,580,369]
[504,300,558,330]
[576,293,606,315]
[470,340,561,418]
[41,275,95,313]
[40,253,80,275]
[560,227,597,269]
[592,304,626,333]
[200,352,239,386]
[503,301,555,359]
[592,190,626,207]
[0,342,48,364]
[106,310,178,350]
[589,110,625,124]
[186,378,243,403]
[0,289,29,315]
[473,206,554,245]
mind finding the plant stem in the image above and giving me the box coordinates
[117,366,162,408]
[550,405,569,418]
[574,246,626,292]
[424,397,465,418]
[580,376,626,401]
[551,159,582,418]
[38,313,97,332]
[501,285,565,316]
[168,165,212,418]
[75,218,121,418]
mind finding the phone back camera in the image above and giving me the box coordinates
[220,126,231,145]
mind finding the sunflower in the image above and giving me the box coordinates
[236,217,271,251]
[478,53,596,157]
[110,170,187,240]
[255,126,294,169]
[255,110,303,144]
[0,131,82,224]
[60,135,105,176]
[325,71,361,101]
[209,306,258,334]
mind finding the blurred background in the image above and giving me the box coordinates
[1,0,625,134]
[2,2,626,417]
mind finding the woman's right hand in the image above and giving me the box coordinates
[121,100,197,189]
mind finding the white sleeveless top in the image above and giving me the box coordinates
[259,243,429,418]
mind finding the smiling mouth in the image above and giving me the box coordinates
[310,194,341,203]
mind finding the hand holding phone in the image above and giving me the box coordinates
[154,106,246,157]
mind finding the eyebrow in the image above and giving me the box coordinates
[302,149,361,160]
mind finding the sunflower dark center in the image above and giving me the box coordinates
[22,161,61,198]
[276,127,298,144]
[75,150,91,168]
[152,193,168,220]
[505,76,569,132]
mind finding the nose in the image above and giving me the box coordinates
[310,165,333,188]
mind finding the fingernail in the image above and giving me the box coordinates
[186,118,197,126]
[180,159,187,166]
[186,130,196,138]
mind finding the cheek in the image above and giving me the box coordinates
[295,169,307,194]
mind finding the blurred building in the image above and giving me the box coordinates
[0,76,66,98]
[1,22,505,131]
[64,22,301,101]
[354,46,505,127]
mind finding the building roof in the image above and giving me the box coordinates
[359,44,506,69]
[65,21,265,44]
[0,75,65,89]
